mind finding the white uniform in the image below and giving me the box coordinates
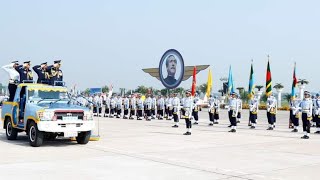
[2,63,20,83]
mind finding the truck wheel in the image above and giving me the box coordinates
[29,121,44,147]
[76,131,91,144]
[6,119,18,140]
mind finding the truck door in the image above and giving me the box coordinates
[12,87,22,126]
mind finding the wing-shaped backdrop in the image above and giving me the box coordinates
[142,65,210,81]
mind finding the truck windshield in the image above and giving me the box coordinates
[28,89,69,103]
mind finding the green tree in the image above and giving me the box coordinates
[197,83,207,94]
[102,85,109,93]
[283,93,291,103]
[135,86,148,95]
[298,79,309,85]
[255,85,264,91]
[273,83,284,90]
[84,88,90,95]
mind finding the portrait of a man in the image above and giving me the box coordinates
[164,55,177,85]
[159,49,184,89]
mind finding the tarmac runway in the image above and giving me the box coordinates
[0,109,319,180]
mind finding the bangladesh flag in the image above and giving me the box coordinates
[266,60,272,96]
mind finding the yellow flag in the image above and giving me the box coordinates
[206,69,212,98]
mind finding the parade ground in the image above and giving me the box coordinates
[0,109,320,180]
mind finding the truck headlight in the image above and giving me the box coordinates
[38,111,55,120]
[84,112,93,120]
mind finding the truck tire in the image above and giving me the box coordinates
[76,131,91,144]
[5,119,18,140]
[28,121,44,147]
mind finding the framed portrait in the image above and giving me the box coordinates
[159,49,184,89]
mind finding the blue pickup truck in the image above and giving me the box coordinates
[1,83,95,147]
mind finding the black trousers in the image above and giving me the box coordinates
[173,113,179,122]
[110,108,115,115]
[168,108,173,117]
[165,106,168,116]
[151,109,156,116]
[267,112,275,125]
[98,107,102,114]
[249,112,257,124]
[105,108,110,114]
[193,110,199,121]
[228,110,237,126]
[185,118,192,129]
[124,109,129,115]
[158,109,164,116]
[145,110,151,117]
[117,109,121,115]
[130,109,136,116]
[137,110,143,118]
[315,114,320,128]
[93,106,97,113]
[292,113,300,127]
[209,112,214,122]
[237,112,241,119]
[8,83,17,102]
[302,113,311,133]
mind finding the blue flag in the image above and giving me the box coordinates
[228,66,234,95]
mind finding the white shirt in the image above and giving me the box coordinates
[300,98,313,117]
[2,63,20,83]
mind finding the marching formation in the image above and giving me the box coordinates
[74,90,318,139]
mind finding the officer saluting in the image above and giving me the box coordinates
[300,91,313,139]
[2,61,20,101]
[16,61,33,83]
[48,60,63,86]
[33,62,50,84]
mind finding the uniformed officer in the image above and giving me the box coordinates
[144,94,152,121]
[266,93,277,130]
[104,94,111,117]
[237,95,243,123]
[110,95,116,118]
[129,95,137,120]
[228,92,239,132]
[290,95,301,132]
[2,61,20,101]
[93,94,103,117]
[164,96,169,119]
[192,93,200,125]
[137,94,144,120]
[48,60,63,86]
[172,93,180,128]
[213,96,220,124]
[123,95,130,119]
[208,95,215,126]
[33,62,50,84]
[249,96,259,129]
[167,94,173,120]
[300,91,313,139]
[116,94,123,118]
[180,95,186,119]
[157,95,165,120]
[15,61,33,83]
[312,94,319,127]
[151,95,157,119]
[183,91,193,135]
[314,94,320,134]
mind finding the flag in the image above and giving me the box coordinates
[291,62,297,99]
[227,65,234,95]
[266,60,272,96]
[191,66,197,97]
[248,62,255,99]
[206,69,212,98]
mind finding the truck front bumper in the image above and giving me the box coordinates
[37,120,95,133]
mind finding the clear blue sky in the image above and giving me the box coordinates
[1,0,319,93]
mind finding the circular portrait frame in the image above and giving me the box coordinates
[159,49,185,89]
